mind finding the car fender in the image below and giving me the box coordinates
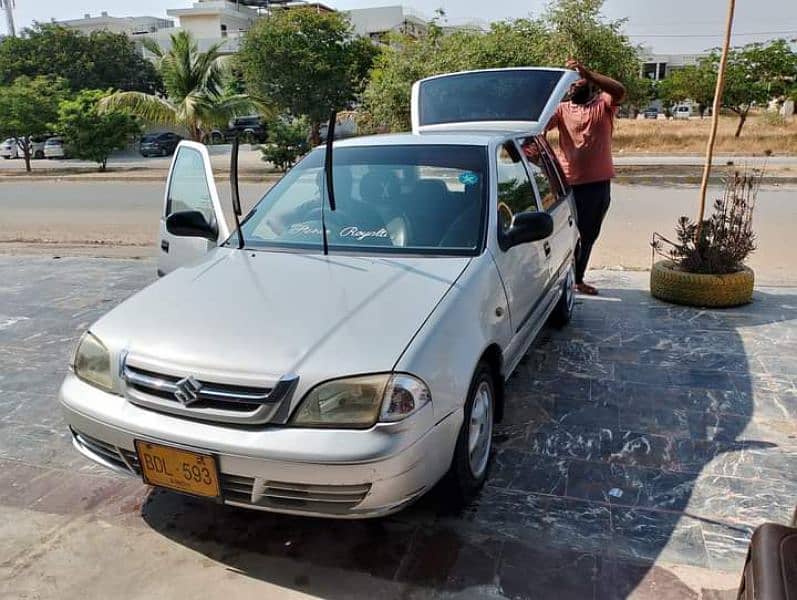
[393,251,512,423]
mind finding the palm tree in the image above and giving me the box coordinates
[100,31,252,142]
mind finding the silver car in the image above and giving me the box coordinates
[60,68,580,518]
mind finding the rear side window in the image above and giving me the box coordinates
[496,142,537,235]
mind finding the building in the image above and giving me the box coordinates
[55,2,435,56]
[639,47,708,81]
[346,6,429,41]
[54,12,173,36]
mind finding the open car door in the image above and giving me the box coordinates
[158,141,230,276]
[411,67,579,134]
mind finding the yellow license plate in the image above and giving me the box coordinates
[135,440,220,498]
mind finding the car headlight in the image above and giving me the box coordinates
[72,332,113,392]
[290,373,431,429]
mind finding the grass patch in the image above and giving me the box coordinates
[610,114,797,155]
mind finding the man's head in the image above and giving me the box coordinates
[569,79,597,105]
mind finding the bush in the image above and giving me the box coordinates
[259,117,309,172]
[652,170,760,274]
[58,90,140,171]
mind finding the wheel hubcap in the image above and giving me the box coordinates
[565,265,575,312]
[468,381,493,479]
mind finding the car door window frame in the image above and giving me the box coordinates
[536,136,570,197]
[495,139,542,252]
[520,136,568,213]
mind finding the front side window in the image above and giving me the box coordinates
[236,144,488,256]
[496,142,537,234]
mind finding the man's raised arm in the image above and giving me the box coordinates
[566,59,626,105]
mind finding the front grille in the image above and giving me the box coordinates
[124,365,272,411]
[237,481,372,515]
[73,430,140,475]
[121,360,298,425]
[220,474,256,503]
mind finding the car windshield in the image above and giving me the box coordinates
[235,144,488,256]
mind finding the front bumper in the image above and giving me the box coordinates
[59,373,461,518]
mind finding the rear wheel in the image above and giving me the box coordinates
[549,263,575,328]
[34,150,44,159]
[446,361,495,503]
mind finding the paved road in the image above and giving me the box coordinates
[1,180,794,285]
[2,258,795,598]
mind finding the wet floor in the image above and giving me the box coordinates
[0,257,795,599]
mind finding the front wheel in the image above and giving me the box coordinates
[446,361,495,503]
[549,263,576,328]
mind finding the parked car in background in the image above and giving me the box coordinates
[319,114,358,143]
[1,136,50,159]
[44,136,67,159]
[643,107,659,119]
[673,104,692,119]
[227,115,268,143]
[140,132,183,157]
[59,67,580,519]
[0,138,18,159]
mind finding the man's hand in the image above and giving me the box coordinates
[565,58,589,79]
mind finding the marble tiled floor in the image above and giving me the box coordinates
[0,258,794,599]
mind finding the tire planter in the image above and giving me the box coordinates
[650,260,754,308]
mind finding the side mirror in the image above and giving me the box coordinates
[165,210,218,241]
[505,211,553,248]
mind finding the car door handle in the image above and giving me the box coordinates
[161,240,170,253]
[543,241,551,257]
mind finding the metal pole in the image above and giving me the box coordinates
[1,0,16,38]
[696,0,735,241]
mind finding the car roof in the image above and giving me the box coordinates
[333,129,540,150]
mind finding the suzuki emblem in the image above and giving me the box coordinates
[174,376,202,406]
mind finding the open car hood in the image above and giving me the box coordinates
[411,67,579,134]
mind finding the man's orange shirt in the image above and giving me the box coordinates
[547,92,618,186]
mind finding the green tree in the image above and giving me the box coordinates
[0,24,162,93]
[0,76,67,172]
[57,90,140,171]
[259,116,309,172]
[100,31,251,142]
[542,0,650,109]
[364,19,552,131]
[238,8,377,145]
[363,0,647,131]
[715,40,797,136]
[657,65,715,117]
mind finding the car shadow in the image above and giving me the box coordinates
[140,285,797,599]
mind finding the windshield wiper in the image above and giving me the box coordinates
[321,110,337,256]
[230,135,245,249]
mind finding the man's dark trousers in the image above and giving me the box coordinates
[572,180,611,284]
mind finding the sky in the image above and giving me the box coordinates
[7,0,797,54]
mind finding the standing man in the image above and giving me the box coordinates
[547,59,625,295]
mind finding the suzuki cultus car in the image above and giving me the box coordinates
[60,68,580,518]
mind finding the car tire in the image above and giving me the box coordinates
[549,262,576,329]
[34,150,44,159]
[445,361,495,504]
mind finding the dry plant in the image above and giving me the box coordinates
[651,169,761,274]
